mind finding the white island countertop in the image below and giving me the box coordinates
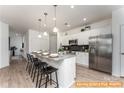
[32,53,76,88]
[34,53,76,61]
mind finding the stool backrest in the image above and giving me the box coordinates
[27,53,31,62]
[30,54,39,63]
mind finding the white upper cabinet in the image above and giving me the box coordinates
[62,36,68,45]
[61,25,111,46]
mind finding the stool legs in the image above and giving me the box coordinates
[45,75,49,88]
[55,71,59,88]
[31,64,34,78]
[50,74,52,85]
[36,68,40,88]
[38,74,43,88]
[26,62,29,71]
[33,67,36,82]
[29,63,33,75]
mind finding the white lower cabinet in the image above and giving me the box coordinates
[76,52,89,67]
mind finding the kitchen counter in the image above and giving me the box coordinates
[34,53,75,62]
[32,52,76,88]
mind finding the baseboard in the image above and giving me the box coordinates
[112,73,120,77]
[0,64,9,69]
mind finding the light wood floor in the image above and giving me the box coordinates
[0,56,124,88]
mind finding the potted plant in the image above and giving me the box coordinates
[58,47,64,55]
[10,46,17,56]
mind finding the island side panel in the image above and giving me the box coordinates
[57,57,76,88]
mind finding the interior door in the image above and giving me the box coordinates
[120,24,124,76]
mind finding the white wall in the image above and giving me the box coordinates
[23,31,29,58]
[57,31,62,50]
[9,31,23,56]
[0,21,9,69]
[25,29,49,54]
[49,34,57,53]
[112,8,124,77]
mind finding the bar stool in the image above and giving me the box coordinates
[26,53,32,75]
[38,66,59,88]
[29,55,48,87]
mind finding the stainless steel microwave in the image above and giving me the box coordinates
[69,39,78,45]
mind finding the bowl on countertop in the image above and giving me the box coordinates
[42,52,49,56]
[36,51,42,54]
[49,53,59,58]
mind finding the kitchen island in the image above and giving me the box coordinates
[33,53,76,88]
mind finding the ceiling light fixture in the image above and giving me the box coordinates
[53,5,58,33]
[67,24,70,27]
[38,34,42,38]
[83,18,87,21]
[53,17,56,21]
[43,31,48,36]
[43,12,48,36]
[38,18,42,38]
[70,5,74,8]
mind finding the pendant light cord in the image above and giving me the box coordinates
[38,19,41,32]
[44,13,47,26]
[54,5,57,27]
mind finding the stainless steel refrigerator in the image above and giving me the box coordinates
[89,34,112,74]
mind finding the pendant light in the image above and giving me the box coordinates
[43,12,48,36]
[38,18,42,38]
[53,5,58,33]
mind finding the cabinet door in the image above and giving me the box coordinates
[76,52,80,64]
[84,53,89,66]
[78,33,85,45]
[76,52,89,66]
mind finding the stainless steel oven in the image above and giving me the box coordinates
[69,39,78,45]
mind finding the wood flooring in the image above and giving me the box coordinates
[0,56,124,88]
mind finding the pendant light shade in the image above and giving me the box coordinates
[53,5,58,33]
[43,31,48,36]
[43,12,48,36]
[53,27,58,32]
[38,18,42,38]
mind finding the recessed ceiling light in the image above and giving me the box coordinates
[67,24,71,27]
[38,34,42,38]
[43,24,46,27]
[83,18,87,21]
[53,17,56,21]
[70,5,74,8]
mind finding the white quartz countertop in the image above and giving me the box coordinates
[32,53,76,62]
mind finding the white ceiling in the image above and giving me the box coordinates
[0,5,123,34]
